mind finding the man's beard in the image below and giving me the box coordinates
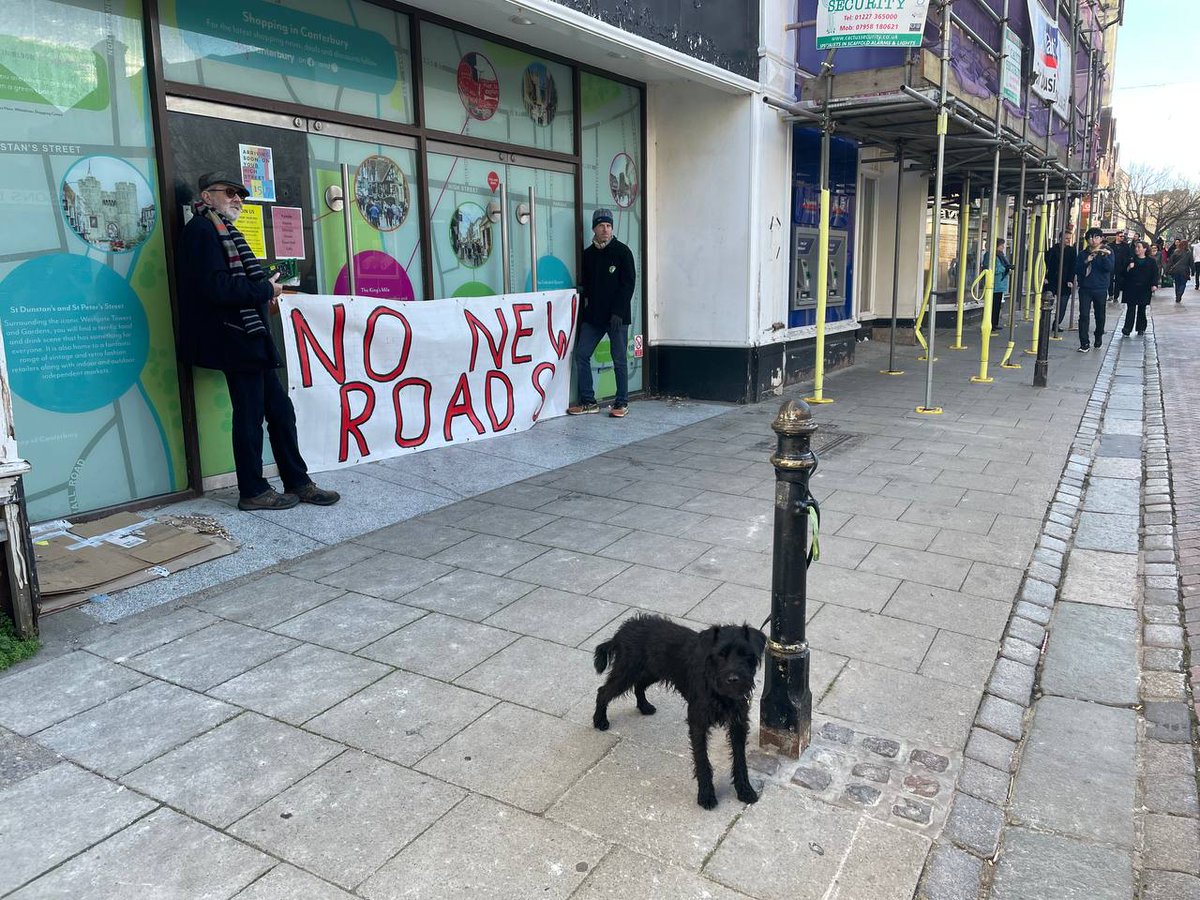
[223,205,242,223]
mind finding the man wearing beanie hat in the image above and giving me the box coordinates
[569,208,636,417]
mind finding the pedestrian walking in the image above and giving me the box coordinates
[569,207,636,418]
[1074,226,1113,353]
[176,171,340,511]
[1108,231,1132,303]
[1167,237,1194,303]
[981,240,1012,331]
[1045,230,1077,335]
[1191,237,1200,290]
[1120,239,1158,337]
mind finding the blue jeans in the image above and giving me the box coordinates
[1174,273,1188,301]
[1077,289,1107,349]
[574,319,628,405]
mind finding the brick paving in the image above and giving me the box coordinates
[0,321,1124,899]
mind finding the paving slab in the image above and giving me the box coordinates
[1040,602,1138,704]
[270,593,425,652]
[549,740,744,870]
[991,826,1133,900]
[318,552,452,600]
[121,712,341,827]
[592,563,719,616]
[507,547,631,593]
[193,573,345,627]
[361,794,605,900]
[484,586,625,644]
[1060,548,1138,608]
[80,606,218,661]
[1009,696,1136,847]
[125,620,297,691]
[818,660,981,747]
[919,630,997,689]
[351,520,473,557]
[702,785,860,900]
[571,846,745,900]
[1073,512,1139,554]
[0,763,156,895]
[396,568,536,621]
[0,652,147,736]
[276,542,380,582]
[1143,813,1200,873]
[684,581,771,626]
[454,636,596,715]
[807,606,936,672]
[857,545,967,592]
[882,581,1010,641]
[306,669,495,765]
[230,751,462,890]
[359,612,517,679]
[806,565,901,613]
[416,702,616,813]
[1081,477,1141,514]
[210,644,390,725]
[233,864,356,900]
[0,727,60,789]
[12,807,271,899]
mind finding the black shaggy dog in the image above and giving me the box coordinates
[592,614,767,809]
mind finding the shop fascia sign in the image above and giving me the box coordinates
[816,0,929,50]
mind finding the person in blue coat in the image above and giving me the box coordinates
[981,239,1012,331]
[1074,227,1114,353]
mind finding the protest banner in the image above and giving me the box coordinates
[279,290,578,470]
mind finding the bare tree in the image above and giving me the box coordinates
[1110,165,1200,242]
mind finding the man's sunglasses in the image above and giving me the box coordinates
[207,187,243,199]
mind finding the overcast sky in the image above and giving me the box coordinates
[1111,0,1198,178]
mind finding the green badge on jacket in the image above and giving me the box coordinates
[608,265,616,273]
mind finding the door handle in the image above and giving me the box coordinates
[339,164,356,295]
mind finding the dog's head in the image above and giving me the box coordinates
[700,623,768,698]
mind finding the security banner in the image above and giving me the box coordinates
[279,290,577,470]
[815,0,929,50]
[1027,0,1072,119]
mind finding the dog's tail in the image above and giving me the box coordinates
[593,640,615,674]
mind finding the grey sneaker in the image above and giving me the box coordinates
[567,402,600,415]
[294,483,340,506]
[238,489,299,511]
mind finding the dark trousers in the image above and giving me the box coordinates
[991,291,1005,330]
[1174,273,1188,301]
[1052,290,1072,331]
[1077,289,1107,349]
[1122,301,1147,335]
[1193,261,1200,289]
[573,319,629,405]
[224,368,310,499]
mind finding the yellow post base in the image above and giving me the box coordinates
[970,375,994,384]
[1023,349,1037,356]
[1000,361,1022,369]
[879,369,905,376]
[948,344,969,351]
[915,406,944,415]
[804,396,835,405]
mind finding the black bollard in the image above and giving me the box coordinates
[1034,288,1054,387]
[759,399,817,757]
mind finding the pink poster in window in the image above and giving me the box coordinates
[271,206,305,259]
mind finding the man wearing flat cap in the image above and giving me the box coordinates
[175,172,339,510]
[569,207,636,417]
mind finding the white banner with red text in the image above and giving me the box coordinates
[279,290,578,471]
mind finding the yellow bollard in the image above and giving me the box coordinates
[914,272,937,362]
[805,188,834,405]
[971,264,995,383]
[1022,211,1036,321]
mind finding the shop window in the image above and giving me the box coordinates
[421,22,573,155]
[159,0,414,125]
[0,0,185,520]
[580,73,643,395]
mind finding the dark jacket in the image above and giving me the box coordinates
[176,213,279,371]
[1110,240,1132,284]
[580,237,636,326]
[1122,256,1159,304]
[1043,243,1077,294]
[1167,246,1195,278]
[1075,245,1114,293]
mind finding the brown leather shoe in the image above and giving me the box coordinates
[294,483,340,506]
[238,489,299,511]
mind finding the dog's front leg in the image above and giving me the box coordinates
[728,719,759,804]
[688,713,718,809]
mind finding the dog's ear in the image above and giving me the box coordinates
[699,624,720,653]
[744,624,767,662]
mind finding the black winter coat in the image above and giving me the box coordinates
[1043,243,1077,294]
[580,238,636,326]
[175,214,280,372]
[1122,257,1159,304]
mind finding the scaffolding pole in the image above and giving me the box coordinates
[1001,150,1027,368]
[1035,175,1058,387]
[974,0,1008,383]
[806,49,837,406]
[950,175,971,351]
[918,0,952,416]
[882,142,905,376]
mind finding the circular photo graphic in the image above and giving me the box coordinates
[61,155,156,254]
[354,155,410,232]
[522,62,558,126]
[449,202,493,269]
[609,153,639,209]
[457,52,500,121]
[335,250,414,300]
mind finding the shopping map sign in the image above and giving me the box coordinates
[815,0,930,50]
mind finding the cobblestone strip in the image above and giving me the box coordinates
[1142,324,1200,896]
[916,347,1122,899]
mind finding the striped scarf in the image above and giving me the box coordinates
[193,200,268,336]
